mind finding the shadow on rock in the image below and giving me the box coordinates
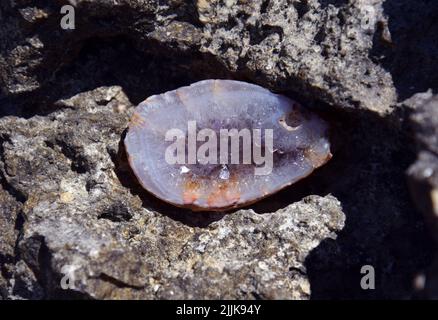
[371,0,438,101]
[302,109,436,299]
[113,97,436,299]
[0,35,234,118]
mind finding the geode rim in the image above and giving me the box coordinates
[124,79,331,212]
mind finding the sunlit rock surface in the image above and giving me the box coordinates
[1,0,437,300]
[0,86,345,299]
[125,80,331,211]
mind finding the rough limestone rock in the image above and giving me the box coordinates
[0,85,434,299]
[0,186,22,298]
[407,93,438,231]
[0,0,400,115]
[1,0,437,300]
[406,93,438,299]
[0,87,344,299]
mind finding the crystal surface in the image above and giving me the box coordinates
[125,79,331,211]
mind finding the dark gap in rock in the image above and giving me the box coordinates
[319,0,348,9]
[289,266,306,275]
[97,273,145,290]
[45,138,91,174]
[260,0,270,14]
[216,16,239,31]
[0,134,27,203]
[158,0,204,28]
[0,253,14,293]
[370,0,438,101]
[14,236,49,299]
[14,210,26,234]
[98,203,133,222]
[314,28,326,45]
[293,0,310,19]
[236,11,251,21]
[249,24,284,46]
[251,291,263,300]
[85,178,97,192]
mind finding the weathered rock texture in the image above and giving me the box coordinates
[406,93,438,299]
[0,0,437,299]
[0,0,401,116]
[407,93,438,235]
[0,87,344,299]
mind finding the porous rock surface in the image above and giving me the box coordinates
[0,87,344,299]
[0,0,399,115]
[407,93,438,231]
[406,93,438,298]
[0,0,437,299]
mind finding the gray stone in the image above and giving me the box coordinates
[0,86,344,299]
[0,0,399,115]
[0,186,21,299]
[1,0,437,300]
[406,94,438,299]
[406,93,438,233]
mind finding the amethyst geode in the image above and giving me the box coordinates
[124,80,331,211]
